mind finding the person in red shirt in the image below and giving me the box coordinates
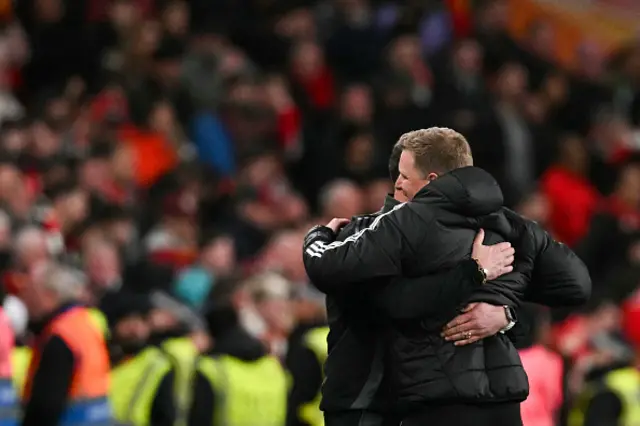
[541,134,600,246]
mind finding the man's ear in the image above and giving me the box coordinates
[427,173,439,182]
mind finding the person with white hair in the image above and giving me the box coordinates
[13,226,51,271]
[14,261,112,426]
[318,179,364,223]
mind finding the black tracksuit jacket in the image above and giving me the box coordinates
[303,166,590,413]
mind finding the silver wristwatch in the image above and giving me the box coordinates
[499,305,517,334]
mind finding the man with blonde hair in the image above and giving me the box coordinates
[303,127,590,426]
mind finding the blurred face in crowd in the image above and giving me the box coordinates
[31,122,62,158]
[110,0,139,30]
[17,261,59,319]
[616,164,640,208]
[111,144,136,183]
[290,41,324,77]
[280,193,308,225]
[261,231,306,282]
[559,135,589,175]
[265,76,293,112]
[80,157,111,192]
[345,132,375,173]
[323,182,364,220]
[14,228,49,273]
[148,308,180,334]
[453,40,483,75]
[522,93,547,124]
[577,42,605,81]
[366,180,393,211]
[148,100,178,136]
[132,21,161,57]
[244,154,280,187]
[1,126,29,156]
[0,165,31,219]
[528,21,555,60]
[388,36,422,72]
[162,1,189,38]
[55,189,89,228]
[45,97,72,131]
[254,294,294,335]
[542,73,568,106]
[495,63,528,103]
[114,314,150,353]
[200,236,236,277]
[0,213,10,251]
[398,150,431,200]
[340,84,373,124]
[477,0,508,31]
[275,8,316,41]
[84,241,121,288]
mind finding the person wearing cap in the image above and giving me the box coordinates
[108,291,178,426]
[189,275,288,426]
[14,261,112,426]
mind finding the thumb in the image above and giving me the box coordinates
[473,229,485,246]
[462,303,478,312]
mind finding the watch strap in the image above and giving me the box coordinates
[471,258,488,285]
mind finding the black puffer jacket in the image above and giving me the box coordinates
[303,167,590,409]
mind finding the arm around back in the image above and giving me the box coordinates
[303,203,424,290]
[524,219,591,307]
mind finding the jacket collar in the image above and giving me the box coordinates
[381,194,400,213]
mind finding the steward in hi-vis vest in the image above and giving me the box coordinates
[189,280,287,426]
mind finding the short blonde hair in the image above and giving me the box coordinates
[397,127,473,176]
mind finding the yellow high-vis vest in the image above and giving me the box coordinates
[197,354,288,426]
[569,367,640,426]
[110,346,173,426]
[298,326,329,426]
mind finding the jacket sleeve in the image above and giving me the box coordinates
[303,204,424,290]
[466,212,536,308]
[371,259,483,319]
[525,221,592,307]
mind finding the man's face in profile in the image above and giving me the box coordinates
[397,150,431,200]
[393,177,408,203]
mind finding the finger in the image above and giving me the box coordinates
[502,265,513,274]
[503,246,515,256]
[454,335,482,346]
[444,313,473,330]
[494,242,512,252]
[442,324,466,338]
[443,320,477,337]
[461,303,478,313]
[443,329,472,341]
[473,229,485,246]
[503,255,514,266]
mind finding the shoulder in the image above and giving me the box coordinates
[336,213,380,241]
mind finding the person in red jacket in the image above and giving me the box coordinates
[541,134,600,246]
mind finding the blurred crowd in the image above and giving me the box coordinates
[0,0,639,424]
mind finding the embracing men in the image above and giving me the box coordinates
[302,128,590,426]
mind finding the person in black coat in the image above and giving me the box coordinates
[303,128,590,426]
